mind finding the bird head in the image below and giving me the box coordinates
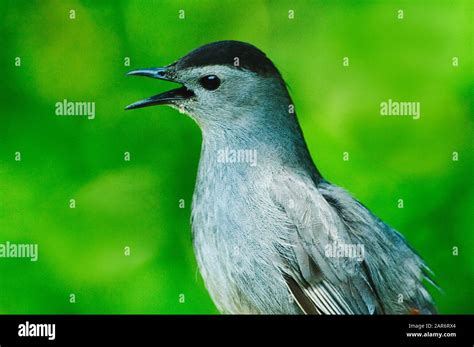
[125,41,292,129]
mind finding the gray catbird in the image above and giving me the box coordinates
[126,40,437,314]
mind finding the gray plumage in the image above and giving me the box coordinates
[126,41,437,314]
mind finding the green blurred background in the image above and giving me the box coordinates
[0,0,472,314]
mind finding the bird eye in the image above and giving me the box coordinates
[199,75,221,90]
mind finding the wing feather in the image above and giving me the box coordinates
[272,171,436,314]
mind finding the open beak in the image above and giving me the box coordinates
[125,66,194,110]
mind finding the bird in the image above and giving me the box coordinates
[125,40,437,314]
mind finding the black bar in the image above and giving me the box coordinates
[0,314,471,345]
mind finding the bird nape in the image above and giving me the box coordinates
[125,40,437,315]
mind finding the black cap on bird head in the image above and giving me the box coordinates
[176,40,282,77]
